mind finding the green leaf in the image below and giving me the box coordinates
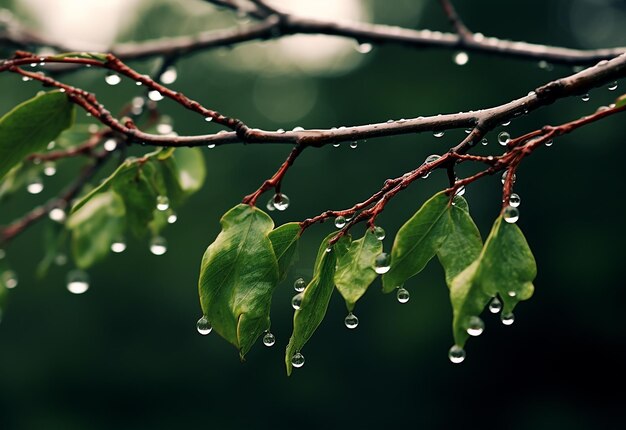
[334,229,382,311]
[165,148,206,195]
[285,233,345,376]
[449,216,536,346]
[112,162,159,238]
[66,191,125,269]
[0,91,74,180]
[198,204,279,359]
[268,222,301,282]
[36,223,68,279]
[382,191,451,292]
[616,94,626,109]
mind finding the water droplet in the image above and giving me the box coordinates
[545,139,553,147]
[509,193,521,207]
[263,331,275,346]
[464,128,472,134]
[49,207,66,223]
[204,116,213,122]
[2,270,18,289]
[507,290,517,297]
[47,141,56,150]
[501,312,515,326]
[291,293,303,310]
[22,76,32,82]
[481,138,488,146]
[207,143,216,149]
[373,226,385,240]
[488,296,502,313]
[292,126,304,132]
[396,287,410,304]
[608,81,618,91]
[501,170,517,184]
[293,278,306,292]
[332,143,340,148]
[453,51,469,66]
[425,154,441,164]
[54,253,67,266]
[581,93,590,102]
[433,131,445,138]
[148,90,164,101]
[105,72,121,86]
[498,131,511,146]
[111,238,127,253]
[466,316,485,336]
[196,316,212,335]
[150,236,168,255]
[156,195,170,211]
[157,122,173,135]
[159,66,178,84]
[350,141,358,149]
[167,210,178,224]
[266,197,276,211]
[448,345,466,364]
[272,194,290,211]
[344,312,359,329]
[334,216,346,229]
[501,121,511,127]
[66,269,89,294]
[503,206,519,223]
[43,161,56,177]
[325,247,332,253]
[291,352,305,368]
[455,186,466,197]
[26,176,44,194]
[538,60,553,71]
[103,139,117,152]
[374,252,391,274]
[356,42,373,54]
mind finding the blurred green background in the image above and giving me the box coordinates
[1,0,626,428]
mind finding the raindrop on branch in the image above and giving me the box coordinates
[159,66,178,84]
[503,206,519,223]
[272,194,290,211]
[373,226,385,240]
[509,193,521,208]
[291,293,303,310]
[66,270,89,294]
[453,51,469,66]
[334,216,347,229]
[105,72,121,86]
[498,131,511,146]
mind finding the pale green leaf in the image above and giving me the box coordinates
[268,222,301,282]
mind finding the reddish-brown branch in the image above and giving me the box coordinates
[438,0,473,42]
[27,130,109,162]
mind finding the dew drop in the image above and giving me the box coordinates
[373,226,385,240]
[350,141,358,149]
[159,66,178,84]
[507,290,517,297]
[156,195,170,211]
[501,170,517,184]
[608,81,618,91]
[196,316,212,335]
[344,312,359,329]
[488,296,502,313]
[2,270,18,289]
[498,131,511,146]
[148,90,164,101]
[396,287,410,304]
[26,176,44,194]
[291,352,305,368]
[453,51,469,66]
[47,141,56,150]
[433,131,445,138]
[503,206,519,223]
[292,126,304,132]
[66,269,89,294]
[509,193,521,207]
[545,139,553,147]
[466,316,485,337]
[334,216,347,229]
[481,137,488,146]
[157,122,174,135]
[581,93,590,102]
[501,120,511,127]
[332,143,340,148]
[356,42,373,54]
[293,277,306,292]
[266,197,276,211]
[49,207,66,223]
[54,253,67,266]
[43,161,56,177]
[501,312,515,326]
[204,116,213,122]
[103,138,117,152]
[262,331,276,347]
[167,210,178,224]
[111,238,127,253]
[448,345,466,364]
[291,293,303,310]
[207,144,216,149]
[425,154,441,164]
[149,236,167,255]
[374,252,391,274]
[105,72,121,86]
[455,186,466,197]
[272,194,290,211]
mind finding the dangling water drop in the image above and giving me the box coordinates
[350,141,358,149]
[332,143,340,148]
[26,176,44,194]
[150,236,168,255]
[262,331,275,347]
[545,139,553,147]
[156,195,170,211]
[159,66,178,84]
[272,194,290,211]
[266,197,276,211]
[2,270,18,289]
[501,120,511,127]
[66,269,89,294]
[49,207,66,223]
[344,312,359,329]
[488,296,502,313]
[503,206,519,223]
[453,51,469,66]
[104,139,117,152]
[355,42,373,54]
[509,193,521,207]
[481,137,488,146]
[455,186,466,197]
[111,237,127,253]
[373,226,385,240]
[501,170,517,184]
[374,253,391,274]
[608,81,618,91]
[196,316,212,335]
[291,352,305,368]
[148,90,164,101]
[207,144,216,149]
[167,210,178,224]
[433,131,445,138]
[43,161,56,177]
[581,93,590,102]
[105,72,121,86]
[293,277,306,292]
[448,345,466,364]
[291,293,303,310]
[334,216,347,228]
[466,316,485,337]
[498,131,511,146]
[501,312,515,326]
[396,287,410,304]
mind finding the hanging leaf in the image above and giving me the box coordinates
[198,204,279,359]
[112,162,159,238]
[161,147,206,204]
[0,91,74,180]
[268,222,301,282]
[615,94,626,108]
[334,229,382,311]
[382,191,451,292]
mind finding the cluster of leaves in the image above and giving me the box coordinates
[198,192,537,375]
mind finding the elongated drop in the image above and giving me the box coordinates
[488,296,502,313]
[344,312,359,329]
[396,287,410,304]
[291,293,303,310]
[262,331,275,347]
[149,236,167,255]
[448,345,466,364]
[466,316,485,337]
[373,226,385,240]
[291,352,305,368]
[66,270,89,294]
[196,316,212,335]
[374,253,391,274]
[293,278,306,292]
[501,312,515,325]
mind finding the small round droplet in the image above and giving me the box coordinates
[103,139,117,152]
[159,66,178,84]
[501,312,515,326]
[501,171,517,185]
[501,120,511,127]
[291,352,305,368]
[545,139,553,147]
[433,131,445,138]
[196,316,212,335]
[332,143,340,148]
[49,207,66,223]
[425,154,441,165]
[291,293,303,310]
[344,312,359,329]
[396,287,410,304]
[26,177,44,194]
[373,226,385,240]
[350,141,358,149]
[453,51,469,66]
[507,290,517,297]
[608,81,618,91]
[292,126,304,132]
[105,72,121,86]
[266,197,276,211]
[2,270,18,289]
[150,236,167,255]
[374,253,391,274]
[66,270,89,294]
[498,131,511,146]
[204,116,213,122]
[466,316,485,337]
[148,90,164,101]
[356,42,373,54]
[207,143,216,149]
[334,216,347,229]
[156,195,170,211]
[448,345,466,364]
[262,331,275,347]
[581,93,590,102]
[503,206,519,223]
[481,138,488,146]
[293,277,306,292]
[43,161,56,177]
[54,253,67,266]
[111,238,127,253]
[488,296,502,313]
[272,194,290,211]
[167,210,178,224]
[509,193,521,208]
